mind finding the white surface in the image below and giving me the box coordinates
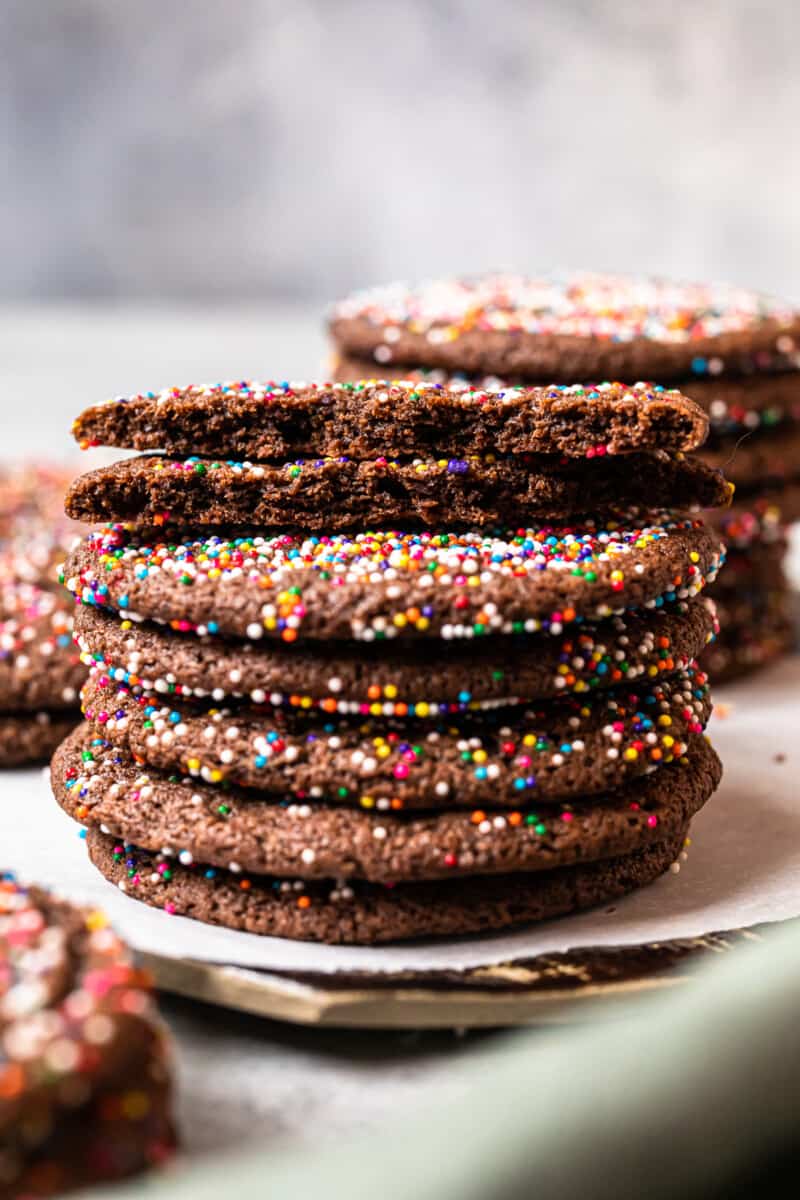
[0,302,326,461]
[4,657,799,975]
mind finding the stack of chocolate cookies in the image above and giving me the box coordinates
[55,379,727,945]
[704,500,792,681]
[329,273,800,680]
[0,465,86,766]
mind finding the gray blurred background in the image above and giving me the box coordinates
[2,0,799,304]
[0,0,798,456]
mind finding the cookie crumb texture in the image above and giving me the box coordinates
[0,876,176,1196]
[328,349,800,438]
[65,451,732,531]
[71,380,709,460]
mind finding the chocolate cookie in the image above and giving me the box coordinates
[710,542,788,596]
[64,451,732,531]
[78,663,711,807]
[0,464,86,597]
[0,523,83,591]
[53,727,719,884]
[0,875,175,1195]
[84,825,689,944]
[0,463,80,539]
[711,575,787,623]
[74,595,717,711]
[329,273,800,382]
[702,604,794,683]
[691,372,800,438]
[700,425,800,492]
[71,380,709,460]
[62,519,725,643]
[328,349,800,439]
[706,498,786,551]
[0,581,84,712]
[0,713,78,766]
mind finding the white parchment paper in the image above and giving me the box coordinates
[4,656,799,976]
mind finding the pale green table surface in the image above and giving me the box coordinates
[94,920,800,1200]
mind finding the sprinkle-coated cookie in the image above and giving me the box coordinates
[700,425,800,494]
[702,593,794,683]
[71,380,709,461]
[0,581,84,712]
[0,464,80,540]
[83,824,690,944]
[0,463,85,593]
[73,596,717,712]
[53,727,719,884]
[710,541,788,596]
[329,273,800,381]
[706,498,786,551]
[0,875,175,1195]
[0,523,82,592]
[78,663,712,808]
[329,350,800,439]
[0,713,78,767]
[62,519,725,643]
[711,586,793,641]
[64,451,732,531]
[692,371,800,438]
